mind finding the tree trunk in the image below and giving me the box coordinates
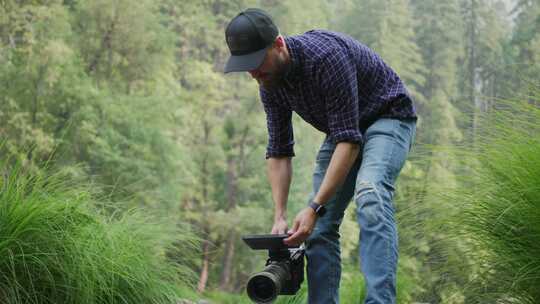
[219,152,237,290]
[197,224,211,293]
[27,64,47,162]
[196,120,212,293]
[219,125,251,291]
[219,230,236,290]
[87,9,117,75]
[468,0,481,143]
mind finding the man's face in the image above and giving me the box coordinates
[248,46,288,89]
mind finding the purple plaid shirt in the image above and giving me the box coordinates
[260,30,417,158]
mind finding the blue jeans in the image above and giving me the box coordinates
[305,118,416,304]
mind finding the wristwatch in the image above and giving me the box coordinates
[308,200,327,217]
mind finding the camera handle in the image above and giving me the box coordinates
[266,249,289,265]
[266,244,305,266]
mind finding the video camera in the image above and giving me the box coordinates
[242,234,305,304]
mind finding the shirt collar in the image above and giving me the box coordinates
[284,36,302,84]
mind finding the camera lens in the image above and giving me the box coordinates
[246,262,289,303]
[247,274,277,302]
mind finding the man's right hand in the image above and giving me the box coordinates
[271,217,288,234]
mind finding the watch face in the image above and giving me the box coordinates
[309,201,326,216]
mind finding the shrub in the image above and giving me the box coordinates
[448,90,540,303]
[0,162,197,304]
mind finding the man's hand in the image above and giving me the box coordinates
[283,207,317,246]
[271,217,288,234]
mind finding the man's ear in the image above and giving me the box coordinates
[274,35,285,49]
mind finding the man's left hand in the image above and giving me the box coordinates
[283,207,318,246]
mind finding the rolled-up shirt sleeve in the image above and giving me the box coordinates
[260,90,295,159]
[319,52,363,145]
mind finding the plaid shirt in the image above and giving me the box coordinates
[260,30,417,158]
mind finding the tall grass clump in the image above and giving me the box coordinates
[447,89,540,303]
[0,161,198,304]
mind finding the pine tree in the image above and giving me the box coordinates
[406,0,466,301]
[340,0,426,111]
[507,0,540,98]
[458,0,509,140]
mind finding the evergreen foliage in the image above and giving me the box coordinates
[0,0,538,302]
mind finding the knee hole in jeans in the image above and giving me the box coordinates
[355,181,383,228]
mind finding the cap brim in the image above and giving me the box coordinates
[224,47,269,73]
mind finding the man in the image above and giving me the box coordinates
[224,8,417,304]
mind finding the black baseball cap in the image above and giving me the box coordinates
[224,8,279,73]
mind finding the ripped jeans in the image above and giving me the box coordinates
[305,118,416,304]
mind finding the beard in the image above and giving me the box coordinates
[257,54,289,90]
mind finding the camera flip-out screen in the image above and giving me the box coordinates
[242,234,299,250]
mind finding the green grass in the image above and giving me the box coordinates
[445,90,540,303]
[0,161,198,304]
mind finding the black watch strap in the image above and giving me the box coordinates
[308,200,327,217]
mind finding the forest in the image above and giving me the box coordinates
[0,0,539,303]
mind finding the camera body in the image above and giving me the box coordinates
[242,234,305,303]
